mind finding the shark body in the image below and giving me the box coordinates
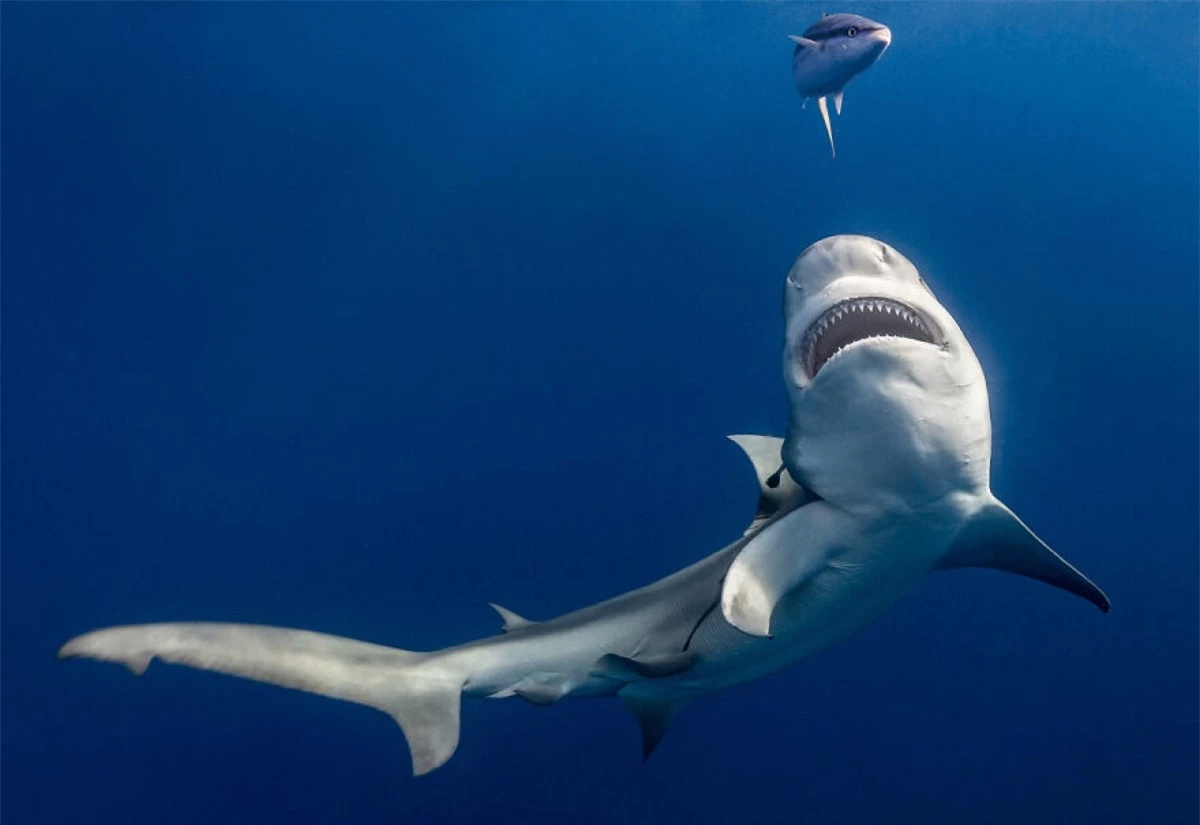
[60,235,1108,780]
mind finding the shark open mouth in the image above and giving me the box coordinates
[801,297,938,379]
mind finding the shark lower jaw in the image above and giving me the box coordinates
[799,296,941,381]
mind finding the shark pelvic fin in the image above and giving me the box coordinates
[727,435,810,535]
[816,96,836,157]
[935,496,1110,612]
[620,690,687,759]
[591,651,695,682]
[488,603,536,632]
[833,90,844,116]
[721,500,850,637]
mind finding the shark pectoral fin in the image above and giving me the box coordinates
[727,434,811,535]
[620,689,688,759]
[721,501,844,637]
[816,96,836,157]
[488,603,536,632]
[591,652,696,682]
[833,90,844,116]
[935,496,1111,613]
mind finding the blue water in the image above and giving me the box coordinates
[3,4,1197,824]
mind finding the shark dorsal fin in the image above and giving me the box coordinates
[934,496,1110,612]
[727,435,811,535]
[620,690,688,759]
[488,603,536,632]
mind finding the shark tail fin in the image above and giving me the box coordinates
[58,622,465,776]
[934,496,1111,613]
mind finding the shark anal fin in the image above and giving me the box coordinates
[620,690,687,760]
[488,603,536,632]
[493,673,573,705]
[833,90,844,116]
[816,96,835,157]
[935,496,1110,613]
[591,651,695,682]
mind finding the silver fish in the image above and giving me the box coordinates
[790,13,892,156]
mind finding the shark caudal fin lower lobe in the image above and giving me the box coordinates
[58,622,464,776]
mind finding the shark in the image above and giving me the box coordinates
[790,13,893,157]
[59,234,1109,781]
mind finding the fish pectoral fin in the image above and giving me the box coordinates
[833,90,844,116]
[934,495,1110,613]
[620,689,688,760]
[590,651,696,682]
[721,500,848,637]
[816,96,836,157]
[488,603,536,632]
[788,35,818,49]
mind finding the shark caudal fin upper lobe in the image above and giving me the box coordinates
[58,622,464,776]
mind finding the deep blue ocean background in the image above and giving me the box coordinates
[3,4,1197,823]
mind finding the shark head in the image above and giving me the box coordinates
[790,13,891,100]
[781,235,991,513]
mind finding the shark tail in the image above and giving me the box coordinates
[58,622,465,776]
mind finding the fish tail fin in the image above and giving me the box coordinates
[58,622,465,776]
[817,96,835,157]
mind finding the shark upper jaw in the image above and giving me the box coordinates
[798,295,943,383]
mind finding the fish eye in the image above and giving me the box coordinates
[846,26,858,37]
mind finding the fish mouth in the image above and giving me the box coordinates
[800,297,940,380]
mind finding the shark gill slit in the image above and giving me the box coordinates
[682,594,722,652]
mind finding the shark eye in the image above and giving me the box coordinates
[846,26,858,37]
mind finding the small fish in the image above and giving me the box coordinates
[790,13,892,157]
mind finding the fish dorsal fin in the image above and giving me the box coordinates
[727,435,810,536]
[620,690,688,759]
[934,495,1110,612]
[822,11,830,17]
[488,603,536,632]
[816,96,835,157]
[833,90,844,116]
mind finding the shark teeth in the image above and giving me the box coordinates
[800,297,938,379]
